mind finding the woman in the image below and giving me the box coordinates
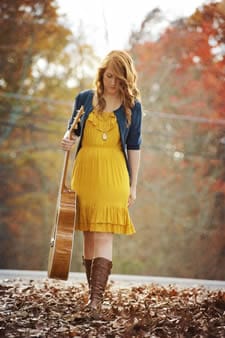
[61,50,142,314]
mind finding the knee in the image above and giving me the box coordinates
[95,232,113,245]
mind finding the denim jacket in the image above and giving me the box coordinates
[68,89,142,174]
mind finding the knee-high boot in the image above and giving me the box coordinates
[88,257,112,313]
[82,256,92,289]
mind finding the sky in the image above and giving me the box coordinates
[56,0,212,58]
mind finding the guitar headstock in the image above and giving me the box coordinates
[69,106,84,138]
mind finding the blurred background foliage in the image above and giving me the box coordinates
[0,0,224,280]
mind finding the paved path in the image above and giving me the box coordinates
[0,270,224,290]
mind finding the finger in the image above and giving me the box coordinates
[128,197,134,207]
[61,138,72,144]
[61,139,74,147]
[60,141,71,150]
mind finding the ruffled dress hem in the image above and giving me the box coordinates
[75,203,135,235]
[75,223,135,235]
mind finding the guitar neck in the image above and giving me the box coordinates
[58,105,84,193]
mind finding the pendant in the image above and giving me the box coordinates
[102,132,107,141]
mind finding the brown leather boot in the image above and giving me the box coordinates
[82,256,92,288]
[88,257,112,315]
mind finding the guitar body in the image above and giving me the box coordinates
[48,187,76,280]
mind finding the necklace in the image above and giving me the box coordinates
[102,132,108,141]
[93,111,116,141]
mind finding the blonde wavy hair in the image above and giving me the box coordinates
[94,50,140,125]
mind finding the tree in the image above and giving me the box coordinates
[124,2,225,279]
[0,0,98,269]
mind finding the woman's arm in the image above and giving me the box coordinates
[61,130,77,151]
[127,149,141,206]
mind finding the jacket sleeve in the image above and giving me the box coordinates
[67,92,82,136]
[126,101,143,150]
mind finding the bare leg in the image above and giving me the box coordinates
[83,231,95,259]
[93,232,113,260]
[83,231,113,260]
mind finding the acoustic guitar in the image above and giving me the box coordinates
[48,106,84,280]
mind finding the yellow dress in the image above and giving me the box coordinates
[71,110,135,235]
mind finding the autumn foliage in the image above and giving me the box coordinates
[126,1,225,280]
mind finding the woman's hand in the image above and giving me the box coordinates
[60,130,77,151]
[128,185,136,207]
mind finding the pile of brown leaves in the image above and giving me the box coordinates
[0,278,224,337]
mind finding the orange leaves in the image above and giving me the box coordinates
[212,179,225,193]
[132,2,225,119]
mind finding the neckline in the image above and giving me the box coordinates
[90,90,122,113]
[93,110,115,118]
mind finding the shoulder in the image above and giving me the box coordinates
[133,99,142,111]
[76,89,94,101]
[131,99,142,118]
[74,89,95,110]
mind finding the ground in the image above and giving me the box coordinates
[0,277,224,337]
